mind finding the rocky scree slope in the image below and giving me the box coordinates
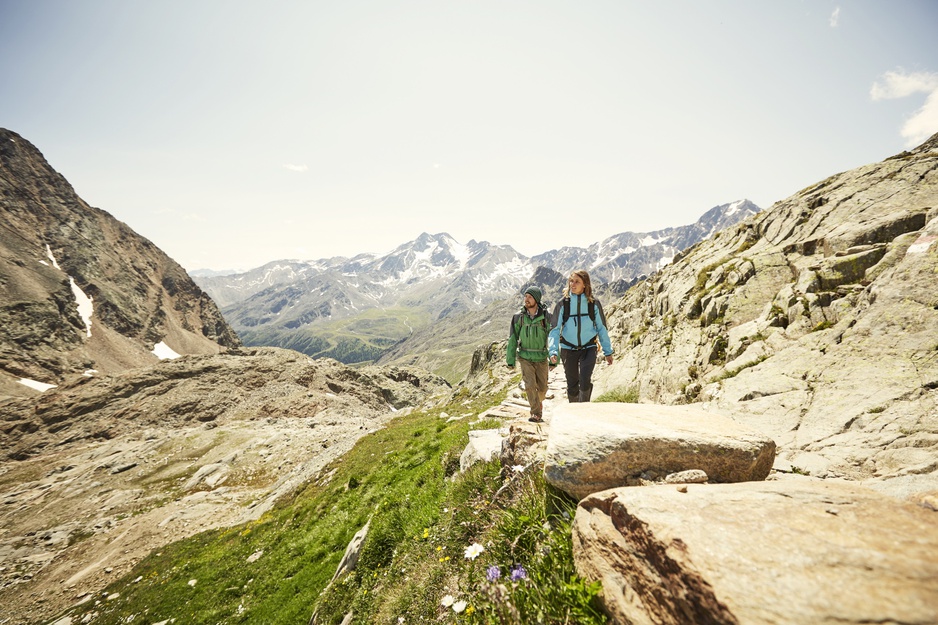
[0,128,239,399]
[0,347,451,625]
[593,132,938,499]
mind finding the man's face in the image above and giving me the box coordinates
[524,294,536,308]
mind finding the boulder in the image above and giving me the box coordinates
[459,429,503,472]
[544,403,775,500]
[573,480,938,625]
[332,520,370,582]
[499,421,549,469]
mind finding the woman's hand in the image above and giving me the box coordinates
[605,355,613,365]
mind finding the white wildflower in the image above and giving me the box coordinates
[464,542,484,560]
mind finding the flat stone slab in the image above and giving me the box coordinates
[544,403,775,499]
[573,480,938,625]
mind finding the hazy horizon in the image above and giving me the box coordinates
[2,1,937,271]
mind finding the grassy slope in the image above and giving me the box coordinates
[56,389,606,625]
[240,307,432,365]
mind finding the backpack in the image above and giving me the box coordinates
[559,296,605,350]
[562,296,596,327]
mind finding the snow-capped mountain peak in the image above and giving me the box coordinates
[191,201,760,360]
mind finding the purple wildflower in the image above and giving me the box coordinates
[509,565,527,581]
[486,565,501,581]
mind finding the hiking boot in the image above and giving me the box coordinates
[528,414,543,423]
[579,384,593,403]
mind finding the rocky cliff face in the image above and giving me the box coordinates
[0,129,240,398]
[594,132,938,497]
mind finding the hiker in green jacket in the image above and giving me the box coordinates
[506,286,553,423]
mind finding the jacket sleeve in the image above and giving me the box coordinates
[506,315,519,366]
[595,300,614,356]
[547,301,563,357]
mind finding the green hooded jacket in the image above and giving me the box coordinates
[506,305,550,365]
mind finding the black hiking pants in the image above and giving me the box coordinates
[560,345,597,403]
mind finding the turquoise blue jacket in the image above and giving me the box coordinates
[548,293,614,358]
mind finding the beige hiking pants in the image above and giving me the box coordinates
[519,358,549,417]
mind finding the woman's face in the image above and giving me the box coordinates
[569,275,585,295]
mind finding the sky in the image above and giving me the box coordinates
[2,1,938,272]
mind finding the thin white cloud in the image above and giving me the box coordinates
[283,163,309,172]
[829,7,840,28]
[871,70,938,147]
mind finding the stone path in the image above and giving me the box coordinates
[478,365,567,423]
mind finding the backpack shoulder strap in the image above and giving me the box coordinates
[593,299,607,327]
[510,311,523,342]
[538,304,550,329]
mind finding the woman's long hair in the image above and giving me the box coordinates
[563,270,593,302]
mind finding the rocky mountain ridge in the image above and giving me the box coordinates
[193,202,758,372]
[0,128,240,400]
[593,130,938,498]
[531,199,761,282]
[195,202,759,312]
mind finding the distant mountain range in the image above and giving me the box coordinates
[191,200,760,378]
[531,200,760,282]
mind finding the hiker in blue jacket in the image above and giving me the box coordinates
[506,286,553,422]
[548,270,614,403]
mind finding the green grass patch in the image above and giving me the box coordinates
[595,386,640,403]
[711,355,769,382]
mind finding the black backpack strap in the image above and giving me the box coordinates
[509,312,522,343]
[539,304,550,329]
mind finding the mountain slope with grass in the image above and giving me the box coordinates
[0,347,455,625]
[19,374,606,625]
